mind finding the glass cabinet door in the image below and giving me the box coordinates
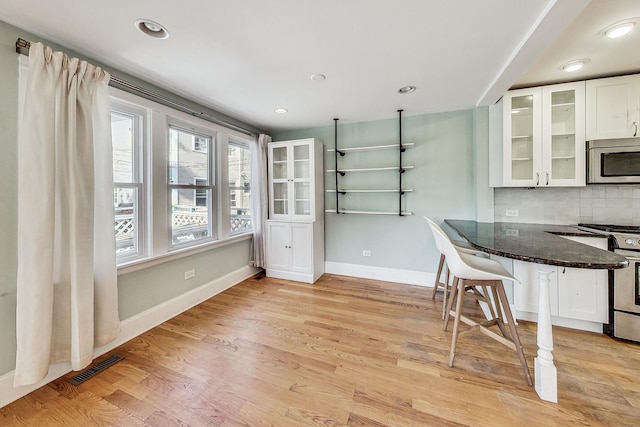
[272,146,289,180]
[269,145,290,217]
[292,143,311,216]
[272,182,289,215]
[293,144,310,179]
[269,140,316,219]
[542,82,585,186]
[510,95,535,181]
[504,89,541,186]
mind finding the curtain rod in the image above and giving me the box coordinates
[15,38,256,137]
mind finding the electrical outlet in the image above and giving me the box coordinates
[505,229,519,237]
[505,209,519,217]
[362,250,372,257]
[184,269,196,280]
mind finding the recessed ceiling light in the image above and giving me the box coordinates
[606,22,635,39]
[310,74,326,81]
[560,59,590,73]
[135,19,169,39]
[398,86,416,94]
[274,108,288,114]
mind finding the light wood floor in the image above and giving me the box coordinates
[2,273,640,426]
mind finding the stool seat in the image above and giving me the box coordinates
[426,217,532,387]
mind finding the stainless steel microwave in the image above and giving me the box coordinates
[587,138,640,184]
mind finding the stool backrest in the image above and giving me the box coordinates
[425,217,517,282]
[425,217,446,255]
[424,217,462,271]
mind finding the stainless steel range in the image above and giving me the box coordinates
[579,223,640,342]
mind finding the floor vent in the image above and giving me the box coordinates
[67,354,125,385]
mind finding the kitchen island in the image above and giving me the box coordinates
[444,220,628,403]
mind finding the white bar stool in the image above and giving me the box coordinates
[426,218,533,386]
[427,217,488,320]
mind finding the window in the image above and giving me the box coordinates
[168,126,215,247]
[228,139,252,234]
[109,87,254,267]
[111,104,145,262]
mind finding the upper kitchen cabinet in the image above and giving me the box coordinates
[268,138,324,221]
[494,81,586,187]
[586,74,640,140]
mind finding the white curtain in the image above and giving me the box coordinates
[14,43,120,387]
[250,134,270,268]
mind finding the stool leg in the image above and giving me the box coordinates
[444,276,459,331]
[442,266,451,320]
[490,284,510,338]
[480,285,498,321]
[496,281,533,386]
[431,254,445,299]
[449,278,466,368]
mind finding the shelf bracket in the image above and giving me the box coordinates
[398,109,404,216]
[334,118,341,214]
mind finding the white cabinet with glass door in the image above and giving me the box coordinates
[500,82,585,187]
[269,139,322,221]
[266,138,324,283]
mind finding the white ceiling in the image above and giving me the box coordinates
[1,0,639,133]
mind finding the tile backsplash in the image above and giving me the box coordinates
[494,185,640,225]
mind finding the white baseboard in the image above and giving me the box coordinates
[324,264,522,325]
[325,261,435,287]
[0,265,260,409]
[516,310,603,333]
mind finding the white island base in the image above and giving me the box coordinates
[534,267,558,403]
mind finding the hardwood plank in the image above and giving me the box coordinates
[2,273,640,426]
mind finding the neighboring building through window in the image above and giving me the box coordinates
[111,105,145,262]
[228,140,251,234]
[168,126,214,247]
[193,136,208,153]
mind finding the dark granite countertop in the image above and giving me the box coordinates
[444,220,629,270]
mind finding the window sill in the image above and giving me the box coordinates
[117,232,253,276]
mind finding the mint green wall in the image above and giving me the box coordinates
[273,108,492,274]
[0,20,254,376]
[0,21,22,378]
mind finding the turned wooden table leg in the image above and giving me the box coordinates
[535,267,558,403]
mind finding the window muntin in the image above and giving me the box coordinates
[194,178,208,207]
[111,108,144,261]
[168,126,215,247]
[228,140,252,234]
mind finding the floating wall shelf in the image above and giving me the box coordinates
[328,111,413,216]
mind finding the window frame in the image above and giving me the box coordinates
[108,87,255,271]
[111,99,148,264]
[227,138,253,236]
[167,122,217,250]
